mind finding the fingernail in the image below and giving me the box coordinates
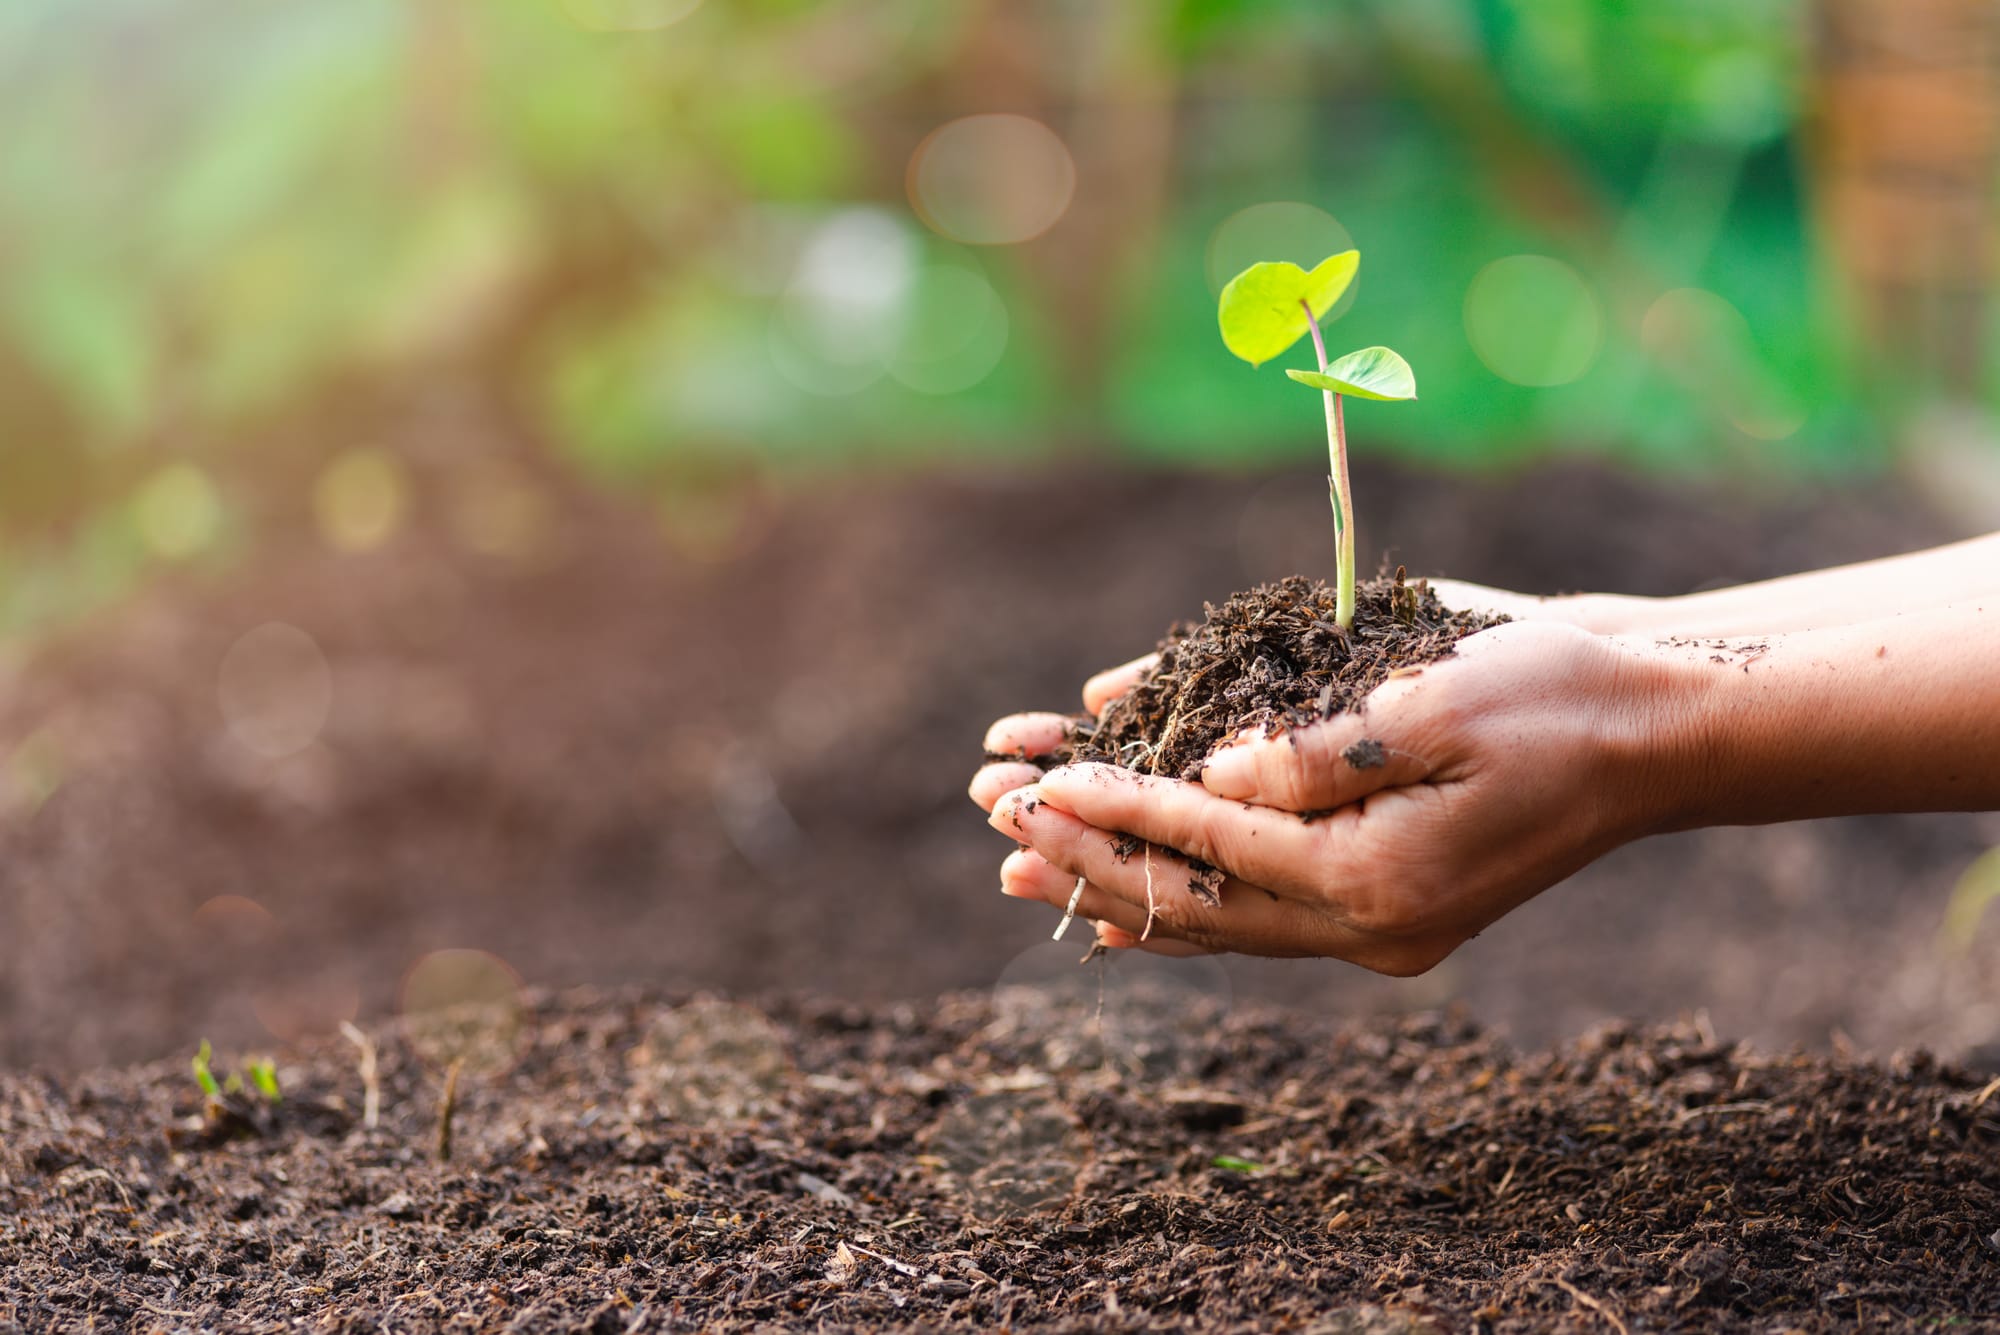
[999,848,1033,895]
[1200,736,1257,799]
[987,785,1045,837]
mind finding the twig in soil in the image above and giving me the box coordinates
[1535,1276,1629,1335]
[339,1021,380,1130]
[54,1166,133,1207]
[844,1241,923,1278]
[1971,1074,2000,1113]
[1052,876,1086,941]
[1675,1099,1775,1125]
[435,1057,464,1163]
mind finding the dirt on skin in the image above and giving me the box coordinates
[3,989,1998,1333]
[1059,573,1506,782]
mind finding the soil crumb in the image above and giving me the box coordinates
[1062,573,1504,779]
[3,991,1995,1332]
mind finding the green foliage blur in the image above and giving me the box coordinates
[1,0,1993,629]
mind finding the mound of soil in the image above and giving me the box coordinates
[4,990,1997,1332]
[1061,574,1505,781]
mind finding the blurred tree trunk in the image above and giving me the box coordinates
[1807,0,2000,398]
[942,0,1179,436]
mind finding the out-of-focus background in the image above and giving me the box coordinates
[3,0,1999,1071]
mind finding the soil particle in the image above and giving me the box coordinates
[1061,574,1503,781]
[3,991,1996,1332]
[1342,738,1389,771]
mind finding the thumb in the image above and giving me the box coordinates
[1199,679,1434,811]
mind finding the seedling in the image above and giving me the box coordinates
[190,1038,282,1106]
[1217,250,1416,629]
[192,1038,221,1102]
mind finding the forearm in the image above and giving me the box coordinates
[1637,600,2000,830]
[1567,532,2000,637]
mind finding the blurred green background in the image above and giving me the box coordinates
[4,0,1997,631]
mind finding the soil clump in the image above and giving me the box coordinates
[1059,573,1504,780]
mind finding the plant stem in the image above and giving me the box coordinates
[1301,300,1355,628]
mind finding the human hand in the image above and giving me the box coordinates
[968,652,1160,814]
[981,620,1687,974]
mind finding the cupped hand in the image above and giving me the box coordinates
[980,620,1689,973]
[968,652,1158,813]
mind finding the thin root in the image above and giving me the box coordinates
[1052,875,1086,941]
[1141,842,1158,942]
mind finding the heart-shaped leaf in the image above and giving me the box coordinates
[1217,251,1360,366]
[1285,346,1416,401]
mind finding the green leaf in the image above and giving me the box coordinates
[1211,1154,1265,1174]
[1217,251,1360,366]
[1285,346,1417,401]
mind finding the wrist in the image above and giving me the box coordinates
[1593,636,1727,840]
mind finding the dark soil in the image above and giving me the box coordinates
[5,989,1998,1332]
[1061,573,1506,781]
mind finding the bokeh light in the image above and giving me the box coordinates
[1204,202,1355,300]
[1462,254,1603,387]
[2,726,64,816]
[1641,287,1808,441]
[398,948,525,1075]
[1940,846,2000,954]
[907,114,1076,246]
[887,264,1009,395]
[768,209,914,396]
[253,975,362,1044]
[446,458,562,567]
[656,481,775,565]
[924,1085,1087,1218]
[217,622,333,758]
[132,463,223,561]
[192,894,279,951]
[313,449,411,554]
[557,0,704,33]
[626,996,792,1122]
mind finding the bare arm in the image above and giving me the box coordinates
[1435,531,2000,637]
[975,597,2000,970]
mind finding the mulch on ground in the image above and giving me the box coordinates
[4,989,1998,1333]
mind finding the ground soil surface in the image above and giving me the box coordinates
[4,989,1998,1332]
[5,439,2000,1329]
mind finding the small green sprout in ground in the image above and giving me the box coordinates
[192,1039,221,1102]
[190,1039,283,1105]
[1211,1154,1266,1174]
[246,1057,282,1103]
[1217,248,1416,630]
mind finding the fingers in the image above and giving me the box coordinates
[1427,578,1560,621]
[969,761,1043,813]
[1094,923,1212,957]
[1002,847,1214,956]
[1000,847,1171,941]
[1082,654,1159,715]
[983,712,1071,760]
[1031,763,1338,900]
[990,786,1327,954]
[1197,711,1431,810]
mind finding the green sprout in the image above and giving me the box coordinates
[1218,249,1416,629]
[192,1038,221,1102]
[245,1057,283,1104]
[190,1039,282,1105]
